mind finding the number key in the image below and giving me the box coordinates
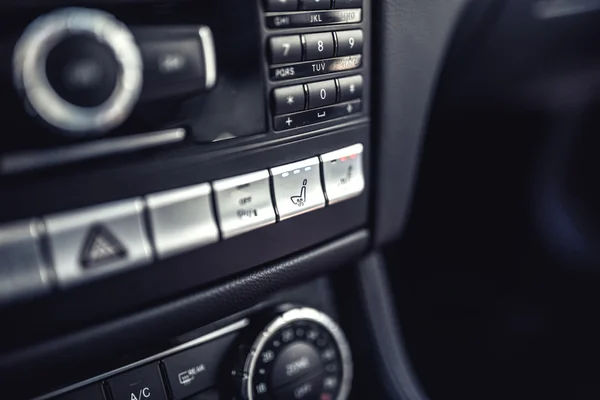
[336,30,363,56]
[303,32,334,61]
[270,35,302,64]
[307,80,337,109]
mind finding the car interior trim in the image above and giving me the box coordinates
[33,318,250,400]
[0,128,186,174]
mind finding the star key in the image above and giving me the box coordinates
[273,85,305,115]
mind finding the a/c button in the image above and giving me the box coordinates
[107,363,167,400]
[213,170,276,239]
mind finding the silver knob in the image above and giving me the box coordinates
[13,8,143,136]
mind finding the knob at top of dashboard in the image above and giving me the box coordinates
[13,8,143,136]
[235,307,353,400]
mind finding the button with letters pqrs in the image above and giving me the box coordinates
[270,35,302,65]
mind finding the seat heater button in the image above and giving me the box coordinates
[320,143,365,203]
[270,157,325,220]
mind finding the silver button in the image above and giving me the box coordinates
[45,199,152,287]
[0,219,50,304]
[146,183,219,258]
[320,143,365,204]
[213,170,276,239]
[270,157,325,220]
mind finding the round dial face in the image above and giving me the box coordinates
[243,308,352,400]
[13,7,142,135]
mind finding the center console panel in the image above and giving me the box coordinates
[0,0,372,381]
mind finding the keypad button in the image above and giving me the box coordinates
[107,364,167,400]
[146,183,219,259]
[302,0,331,10]
[163,334,237,400]
[333,0,362,8]
[265,0,299,11]
[337,75,363,102]
[270,157,325,220]
[213,170,276,239]
[320,143,365,203]
[273,85,306,114]
[303,33,334,60]
[335,30,363,56]
[0,219,49,304]
[45,199,152,288]
[307,80,337,109]
[270,36,302,65]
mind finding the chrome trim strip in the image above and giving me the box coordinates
[198,26,217,90]
[34,318,250,400]
[1,128,185,174]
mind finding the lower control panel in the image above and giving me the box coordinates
[40,307,352,400]
[0,144,365,305]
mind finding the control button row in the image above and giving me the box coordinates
[0,145,365,301]
[265,0,362,12]
[270,30,363,64]
[274,99,362,131]
[267,9,362,29]
[54,333,237,400]
[271,55,361,81]
[273,75,363,114]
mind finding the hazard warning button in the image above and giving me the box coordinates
[45,198,153,287]
[80,225,128,268]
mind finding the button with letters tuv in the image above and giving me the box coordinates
[45,199,153,287]
[270,157,325,220]
[107,363,167,400]
[320,143,365,204]
[213,170,276,239]
[163,334,238,400]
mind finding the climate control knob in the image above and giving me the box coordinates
[235,307,352,400]
[13,8,143,136]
